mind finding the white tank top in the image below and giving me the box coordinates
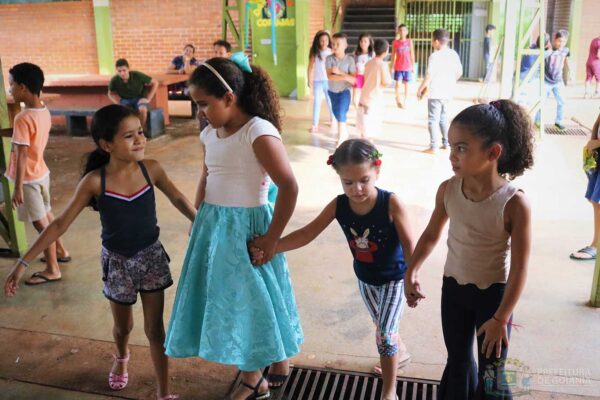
[443,176,520,289]
[313,48,332,82]
[200,117,280,207]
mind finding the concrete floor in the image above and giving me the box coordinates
[0,81,599,399]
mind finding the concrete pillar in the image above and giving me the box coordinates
[296,0,309,99]
[500,0,519,99]
[567,0,582,81]
[92,0,114,75]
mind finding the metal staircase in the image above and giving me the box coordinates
[342,6,396,54]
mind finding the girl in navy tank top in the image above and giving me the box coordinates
[250,139,415,400]
[5,105,196,400]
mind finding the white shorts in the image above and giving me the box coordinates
[17,175,51,222]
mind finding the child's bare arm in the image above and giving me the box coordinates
[478,191,531,359]
[277,198,336,253]
[389,194,415,264]
[194,143,208,209]
[4,172,98,297]
[107,91,120,104]
[11,144,28,208]
[252,135,298,263]
[147,159,196,222]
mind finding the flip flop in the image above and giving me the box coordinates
[570,246,597,260]
[24,271,62,285]
[372,353,412,376]
[39,256,72,263]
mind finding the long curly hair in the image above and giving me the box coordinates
[452,100,534,180]
[188,58,282,131]
[310,30,332,61]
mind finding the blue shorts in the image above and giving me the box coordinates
[394,70,413,82]
[119,97,149,111]
[328,89,351,123]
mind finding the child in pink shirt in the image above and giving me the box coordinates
[390,24,415,108]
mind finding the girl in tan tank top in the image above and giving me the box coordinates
[405,100,534,399]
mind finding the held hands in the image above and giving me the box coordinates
[248,234,278,266]
[4,262,26,297]
[477,317,509,359]
[404,272,425,308]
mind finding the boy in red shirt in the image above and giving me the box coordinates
[7,63,70,285]
[390,24,415,108]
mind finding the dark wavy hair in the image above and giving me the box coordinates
[452,100,534,180]
[355,33,374,57]
[188,57,282,131]
[310,30,332,61]
[330,139,380,171]
[83,104,138,209]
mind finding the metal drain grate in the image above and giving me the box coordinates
[232,365,440,400]
[545,125,588,136]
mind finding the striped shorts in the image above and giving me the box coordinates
[358,279,406,357]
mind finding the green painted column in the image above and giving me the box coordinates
[324,0,332,31]
[395,0,406,26]
[592,249,600,307]
[93,0,114,75]
[295,0,309,99]
[0,58,27,256]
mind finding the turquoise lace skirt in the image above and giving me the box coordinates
[165,202,304,371]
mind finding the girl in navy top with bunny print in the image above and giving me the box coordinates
[252,139,414,400]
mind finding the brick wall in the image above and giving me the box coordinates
[308,0,325,41]
[110,0,223,74]
[0,0,225,85]
[0,0,98,80]
[576,0,600,81]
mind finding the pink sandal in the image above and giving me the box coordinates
[108,352,130,390]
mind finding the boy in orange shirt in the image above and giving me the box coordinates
[7,63,70,285]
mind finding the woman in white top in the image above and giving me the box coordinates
[308,30,335,133]
[353,33,374,107]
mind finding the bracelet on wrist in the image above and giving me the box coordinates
[492,315,508,325]
[17,257,29,268]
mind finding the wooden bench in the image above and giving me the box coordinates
[49,108,165,138]
[49,108,96,136]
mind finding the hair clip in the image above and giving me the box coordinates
[370,150,383,159]
[374,159,382,166]
[489,100,502,109]
[326,155,334,165]
[230,51,252,73]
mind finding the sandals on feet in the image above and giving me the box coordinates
[231,376,270,400]
[266,372,289,388]
[108,352,130,390]
[570,246,597,260]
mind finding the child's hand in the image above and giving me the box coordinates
[248,243,265,266]
[11,186,24,209]
[477,317,509,359]
[250,234,278,266]
[331,66,342,75]
[4,263,26,297]
[404,273,425,307]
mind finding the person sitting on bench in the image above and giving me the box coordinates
[108,59,158,128]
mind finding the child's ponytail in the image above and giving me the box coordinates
[239,66,282,131]
[452,100,534,180]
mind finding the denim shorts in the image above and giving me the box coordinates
[101,240,173,305]
[119,97,148,111]
[394,70,413,82]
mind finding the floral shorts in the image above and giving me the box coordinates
[101,240,173,305]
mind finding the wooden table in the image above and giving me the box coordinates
[42,74,189,125]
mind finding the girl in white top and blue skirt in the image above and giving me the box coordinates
[164,57,303,400]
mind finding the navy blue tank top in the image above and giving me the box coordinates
[97,162,160,257]
[335,188,406,286]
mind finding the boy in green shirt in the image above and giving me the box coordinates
[108,59,158,129]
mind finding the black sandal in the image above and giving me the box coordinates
[266,372,289,388]
[231,376,270,400]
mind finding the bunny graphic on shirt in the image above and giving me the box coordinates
[349,227,378,263]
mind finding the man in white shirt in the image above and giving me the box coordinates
[417,29,463,152]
